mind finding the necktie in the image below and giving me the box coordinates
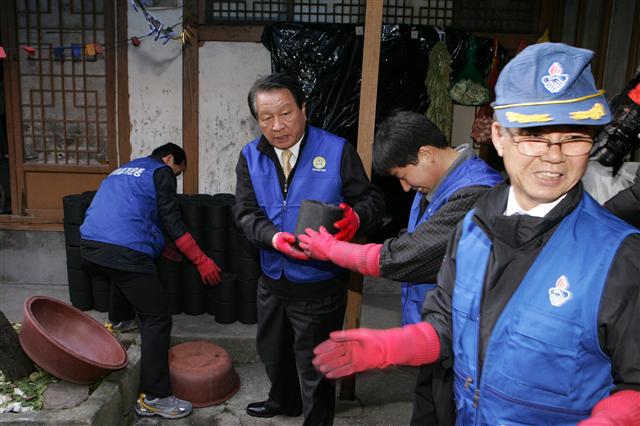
[418,195,429,217]
[282,149,293,179]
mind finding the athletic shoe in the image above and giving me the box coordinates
[135,393,192,419]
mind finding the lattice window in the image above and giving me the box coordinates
[16,0,110,166]
[452,0,541,33]
[205,1,454,26]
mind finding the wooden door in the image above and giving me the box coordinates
[2,0,124,219]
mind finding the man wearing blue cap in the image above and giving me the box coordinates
[310,43,640,425]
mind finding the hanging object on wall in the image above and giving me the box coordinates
[85,43,97,61]
[53,46,65,61]
[425,39,453,141]
[131,36,141,47]
[71,44,83,61]
[471,39,501,145]
[130,0,177,44]
[0,46,6,59]
[449,35,490,106]
[21,45,36,57]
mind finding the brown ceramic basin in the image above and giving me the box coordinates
[19,296,128,384]
[169,341,240,407]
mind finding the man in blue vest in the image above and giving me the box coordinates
[81,143,222,419]
[234,73,384,425]
[298,110,502,425]
[311,43,640,425]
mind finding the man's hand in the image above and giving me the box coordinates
[312,328,390,379]
[272,232,309,261]
[297,227,336,261]
[195,256,222,286]
[312,323,441,379]
[333,203,359,241]
[175,232,222,286]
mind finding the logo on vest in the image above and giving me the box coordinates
[548,275,572,307]
[312,156,327,172]
[110,167,146,177]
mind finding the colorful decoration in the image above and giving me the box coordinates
[0,46,6,59]
[131,0,177,44]
[53,46,65,61]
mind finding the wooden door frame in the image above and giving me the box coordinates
[0,0,130,227]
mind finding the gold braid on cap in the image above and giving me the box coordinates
[569,103,606,120]
[505,112,553,123]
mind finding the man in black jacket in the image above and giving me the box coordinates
[311,43,640,425]
[234,73,384,425]
[81,143,221,419]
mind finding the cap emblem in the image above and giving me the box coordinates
[541,62,569,93]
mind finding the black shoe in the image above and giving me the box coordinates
[246,401,302,418]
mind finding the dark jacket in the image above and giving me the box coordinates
[233,127,385,299]
[605,166,640,228]
[424,182,640,394]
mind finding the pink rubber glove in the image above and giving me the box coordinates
[298,227,381,276]
[578,390,640,426]
[312,322,441,379]
[175,232,222,286]
[333,202,360,241]
[272,232,309,261]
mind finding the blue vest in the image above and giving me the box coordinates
[401,156,503,325]
[451,193,638,426]
[243,126,345,283]
[80,157,167,258]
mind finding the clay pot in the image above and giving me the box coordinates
[169,341,240,407]
[19,296,128,384]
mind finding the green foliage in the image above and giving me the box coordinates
[425,41,453,142]
[0,368,58,412]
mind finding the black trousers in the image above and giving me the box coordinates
[83,260,172,398]
[410,364,455,426]
[256,278,347,426]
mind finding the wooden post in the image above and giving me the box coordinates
[339,0,383,401]
[182,0,199,194]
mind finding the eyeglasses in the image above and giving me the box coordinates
[508,133,594,157]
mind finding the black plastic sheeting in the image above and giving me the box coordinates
[262,23,508,242]
[262,24,508,143]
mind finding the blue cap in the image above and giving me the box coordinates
[493,42,611,128]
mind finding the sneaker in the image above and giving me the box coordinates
[105,319,137,333]
[135,394,192,419]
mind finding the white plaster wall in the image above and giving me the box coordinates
[198,42,271,194]
[127,3,183,161]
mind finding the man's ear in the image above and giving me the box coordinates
[162,154,175,167]
[491,122,506,158]
[417,145,435,162]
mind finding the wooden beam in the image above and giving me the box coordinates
[1,0,24,215]
[340,0,383,402]
[355,1,383,179]
[198,25,264,42]
[117,0,131,165]
[182,0,199,194]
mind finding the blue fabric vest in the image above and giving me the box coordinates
[451,193,638,426]
[80,157,167,258]
[401,156,503,325]
[243,126,345,283]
